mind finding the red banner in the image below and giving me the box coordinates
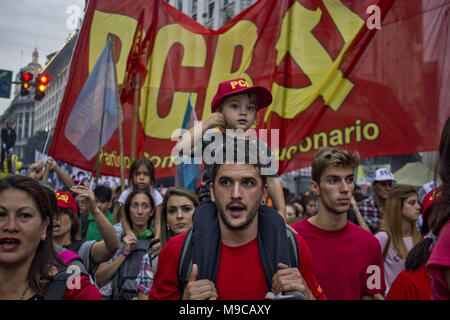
[49,0,449,179]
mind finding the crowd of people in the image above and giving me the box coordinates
[0,78,448,301]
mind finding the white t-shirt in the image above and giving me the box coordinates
[118,187,163,207]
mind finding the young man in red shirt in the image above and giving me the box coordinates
[149,147,325,300]
[292,147,386,300]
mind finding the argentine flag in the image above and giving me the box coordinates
[64,37,122,161]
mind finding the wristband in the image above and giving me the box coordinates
[120,250,129,257]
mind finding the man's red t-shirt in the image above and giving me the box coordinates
[291,218,386,300]
[148,231,326,300]
[385,265,432,300]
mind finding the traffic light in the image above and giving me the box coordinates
[20,72,33,96]
[34,74,50,101]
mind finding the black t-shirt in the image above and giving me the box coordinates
[197,130,278,202]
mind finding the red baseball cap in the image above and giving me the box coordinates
[421,187,441,220]
[211,78,272,113]
[56,191,78,216]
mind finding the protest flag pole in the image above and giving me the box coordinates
[130,73,140,162]
[110,36,126,192]
[94,100,106,186]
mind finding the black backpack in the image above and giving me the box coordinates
[177,228,300,296]
[112,237,152,300]
[44,268,91,300]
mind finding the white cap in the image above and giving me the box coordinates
[374,168,396,182]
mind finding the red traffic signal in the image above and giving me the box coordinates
[22,72,33,82]
[35,74,50,101]
[20,71,34,96]
[37,74,50,85]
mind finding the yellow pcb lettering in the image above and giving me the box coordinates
[142,25,206,139]
[150,156,161,168]
[123,156,131,168]
[100,151,173,169]
[278,120,380,160]
[160,156,174,169]
[89,11,138,84]
[266,1,364,121]
[286,145,298,160]
[299,138,312,153]
[363,122,379,140]
[148,155,174,169]
[202,20,258,121]
[230,79,249,89]
[101,150,132,169]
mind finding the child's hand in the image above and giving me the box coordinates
[205,112,225,130]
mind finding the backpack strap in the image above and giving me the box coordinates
[286,229,299,269]
[147,238,161,273]
[148,238,161,252]
[44,271,71,300]
[65,241,83,254]
[150,254,159,273]
[177,228,193,297]
[284,229,306,300]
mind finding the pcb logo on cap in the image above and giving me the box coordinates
[56,191,78,216]
[211,78,272,113]
[421,187,442,220]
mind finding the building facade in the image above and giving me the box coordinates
[166,0,256,29]
[0,48,42,160]
[34,34,77,134]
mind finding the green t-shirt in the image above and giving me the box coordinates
[84,210,114,242]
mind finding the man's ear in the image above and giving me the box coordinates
[310,180,320,197]
[210,182,216,203]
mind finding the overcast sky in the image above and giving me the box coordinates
[0,0,85,115]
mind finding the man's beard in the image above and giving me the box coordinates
[217,201,259,232]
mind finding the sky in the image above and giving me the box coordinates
[0,0,85,115]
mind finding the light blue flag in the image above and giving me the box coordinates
[64,37,122,161]
[175,96,200,191]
